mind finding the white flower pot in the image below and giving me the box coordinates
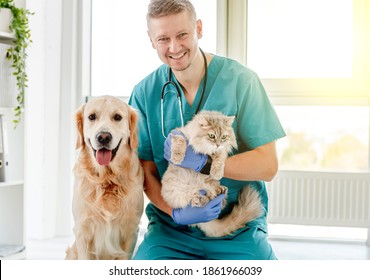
[0,8,12,33]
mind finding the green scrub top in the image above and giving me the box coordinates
[129,54,286,239]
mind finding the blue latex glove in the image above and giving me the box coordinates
[172,193,225,225]
[164,129,207,172]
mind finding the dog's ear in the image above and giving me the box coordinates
[128,106,139,150]
[75,104,85,149]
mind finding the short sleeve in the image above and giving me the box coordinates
[236,70,286,150]
[128,85,154,161]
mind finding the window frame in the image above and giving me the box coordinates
[226,0,370,172]
[229,0,370,100]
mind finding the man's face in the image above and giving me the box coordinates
[147,11,202,72]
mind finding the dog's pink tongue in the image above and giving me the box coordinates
[96,149,112,166]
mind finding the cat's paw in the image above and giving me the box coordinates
[209,165,224,180]
[191,192,209,207]
[215,185,228,196]
[171,135,187,164]
[219,186,228,209]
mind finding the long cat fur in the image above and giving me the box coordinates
[161,111,263,237]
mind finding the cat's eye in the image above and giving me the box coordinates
[208,134,216,140]
[221,135,228,141]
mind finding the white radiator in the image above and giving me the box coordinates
[267,171,370,229]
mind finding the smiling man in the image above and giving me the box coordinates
[129,0,285,260]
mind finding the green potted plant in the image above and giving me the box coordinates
[0,0,33,126]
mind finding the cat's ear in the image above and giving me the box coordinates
[198,115,211,128]
[225,116,235,126]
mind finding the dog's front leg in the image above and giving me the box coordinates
[65,242,78,259]
[120,228,139,260]
[73,222,94,259]
[75,234,93,259]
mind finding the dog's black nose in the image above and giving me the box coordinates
[96,132,112,146]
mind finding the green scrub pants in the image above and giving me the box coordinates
[133,220,277,260]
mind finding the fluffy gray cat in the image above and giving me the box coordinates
[161,110,262,237]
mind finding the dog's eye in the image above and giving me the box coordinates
[113,114,122,121]
[88,113,96,121]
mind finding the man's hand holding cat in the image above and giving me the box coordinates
[172,192,225,225]
[164,130,207,172]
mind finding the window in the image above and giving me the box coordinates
[247,0,370,172]
[246,0,369,96]
[247,0,353,79]
[90,0,217,98]
[247,0,369,97]
[275,105,369,172]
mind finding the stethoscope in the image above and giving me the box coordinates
[161,48,208,138]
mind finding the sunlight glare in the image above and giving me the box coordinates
[247,0,353,78]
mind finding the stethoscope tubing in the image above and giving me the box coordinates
[160,48,208,139]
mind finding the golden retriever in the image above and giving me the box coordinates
[65,96,144,260]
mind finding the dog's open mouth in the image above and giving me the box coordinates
[93,139,122,166]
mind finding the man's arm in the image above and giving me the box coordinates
[164,133,279,182]
[224,141,278,182]
[140,159,225,224]
[140,159,173,216]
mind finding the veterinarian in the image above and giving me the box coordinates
[129,0,285,260]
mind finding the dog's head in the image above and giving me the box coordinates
[75,96,138,166]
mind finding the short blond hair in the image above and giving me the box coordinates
[147,0,197,25]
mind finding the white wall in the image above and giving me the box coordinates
[25,0,81,239]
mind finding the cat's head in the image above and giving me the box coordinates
[184,111,237,155]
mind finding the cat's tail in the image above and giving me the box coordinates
[196,186,263,238]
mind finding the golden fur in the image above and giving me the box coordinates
[65,96,144,260]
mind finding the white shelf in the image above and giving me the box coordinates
[0,33,24,259]
[0,250,26,260]
[0,107,24,259]
[0,31,15,45]
[0,180,24,188]
[0,244,26,260]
